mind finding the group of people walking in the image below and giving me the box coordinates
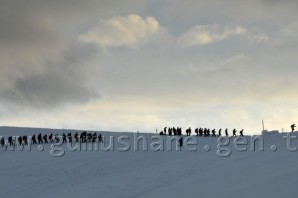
[2,123,295,148]
[160,127,244,137]
[0,131,103,147]
[159,127,244,147]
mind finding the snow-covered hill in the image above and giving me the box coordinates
[1,127,298,198]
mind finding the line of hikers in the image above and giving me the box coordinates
[0,131,103,147]
[160,127,244,137]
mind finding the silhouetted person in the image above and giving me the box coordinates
[81,131,87,143]
[178,137,183,147]
[239,129,244,136]
[177,128,182,136]
[22,136,28,145]
[49,134,53,143]
[74,132,79,142]
[43,134,48,144]
[31,134,37,144]
[8,136,13,146]
[291,124,296,132]
[164,127,167,135]
[186,127,191,136]
[195,128,199,136]
[38,133,43,144]
[68,133,72,143]
[92,133,97,142]
[55,133,60,143]
[168,128,172,136]
[225,128,229,136]
[199,128,203,136]
[98,134,103,143]
[212,129,216,137]
[62,133,67,143]
[173,127,177,136]
[218,129,222,137]
[207,129,210,137]
[0,137,4,147]
[203,128,207,136]
[233,129,237,137]
[86,133,90,142]
[18,136,22,145]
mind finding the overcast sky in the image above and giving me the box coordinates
[1,0,298,134]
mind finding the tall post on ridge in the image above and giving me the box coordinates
[262,120,265,132]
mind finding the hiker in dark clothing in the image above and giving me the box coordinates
[212,129,216,137]
[32,134,37,144]
[291,124,296,132]
[81,131,87,143]
[83,132,87,142]
[186,127,191,136]
[218,129,222,137]
[88,133,93,142]
[49,134,53,143]
[195,128,199,136]
[43,134,48,144]
[164,127,167,135]
[62,133,67,143]
[168,128,172,136]
[0,137,4,147]
[22,136,28,145]
[177,128,182,136]
[55,133,60,143]
[8,136,13,146]
[74,132,79,142]
[18,136,22,145]
[92,133,97,142]
[239,129,244,136]
[38,133,43,144]
[199,128,203,136]
[233,129,237,137]
[98,134,103,143]
[178,137,183,147]
[173,127,177,136]
[68,133,72,143]
[225,128,229,136]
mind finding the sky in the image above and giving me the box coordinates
[1,0,298,134]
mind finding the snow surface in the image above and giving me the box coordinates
[1,127,298,198]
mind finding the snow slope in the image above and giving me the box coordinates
[1,127,298,198]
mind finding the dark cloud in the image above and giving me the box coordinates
[2,44,100,108]
[0,1,110,108]
[0,24,100,108]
